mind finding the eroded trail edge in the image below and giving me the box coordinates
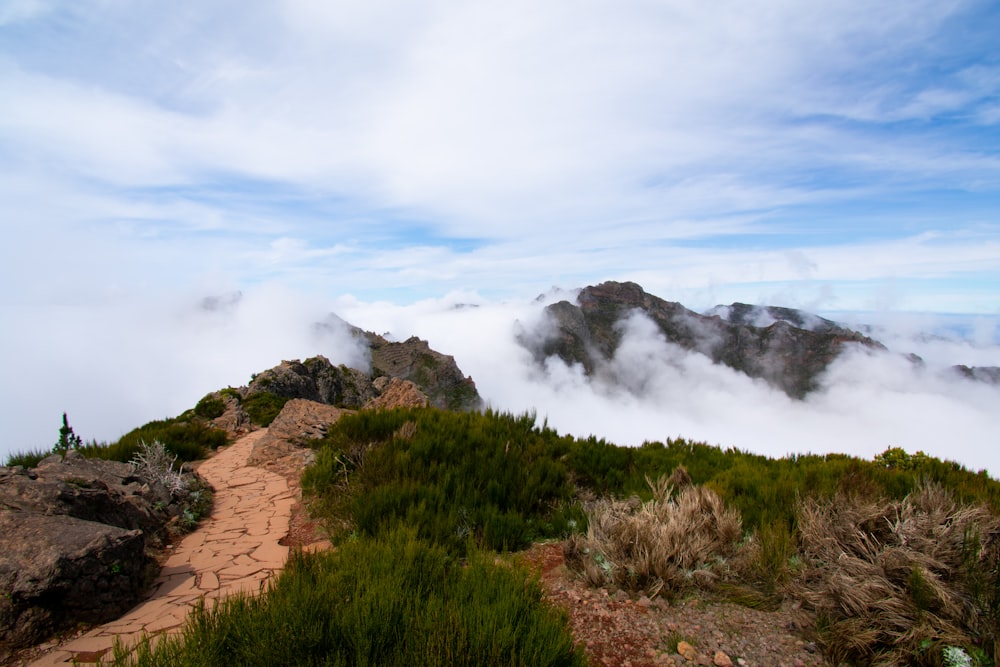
[31,429,294,666]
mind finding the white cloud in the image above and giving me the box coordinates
[2,284,998,477]
[1,2,998,465]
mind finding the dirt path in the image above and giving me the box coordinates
[28,429,296,666]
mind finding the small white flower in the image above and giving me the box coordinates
[942,645,973,667]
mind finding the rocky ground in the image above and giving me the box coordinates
[520,542,825,667]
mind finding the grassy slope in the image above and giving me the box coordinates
[15,404,990,666]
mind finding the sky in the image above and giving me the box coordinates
[1,1,999,472]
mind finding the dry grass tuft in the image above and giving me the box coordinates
[564,472,741,598]
[795,482,1000,666]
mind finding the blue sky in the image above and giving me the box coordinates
[2,0,999,310]
[2,1,999,467]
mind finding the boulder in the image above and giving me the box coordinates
[0,450,198,656]
[364,377,430,410]
[247,357,377,408]
[247,399,352,476]
[0,513,149,655]
[246,345,480,414]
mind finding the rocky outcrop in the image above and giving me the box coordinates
[365,378,430,410]
[0,513,147,651]
[521,281,884,399]
[0,451,200,657]
[242,334,480,414]
[246,399,351,479]
[247,357,377,408]
[209,393,252,436]
[366,335,480,411]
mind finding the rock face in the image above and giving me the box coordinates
[247,357,377,408]
[0,514,147,651]
[0,452,195,656]
[365,377,430,410]
[521,281,884,399]
[243,335,480,413]
[366,335,479,411]
[247,399,351,476]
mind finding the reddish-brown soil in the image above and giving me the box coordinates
[519,542,825,667]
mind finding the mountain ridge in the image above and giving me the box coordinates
[519,280,886,399]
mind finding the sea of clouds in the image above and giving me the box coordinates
[2,286,998,477]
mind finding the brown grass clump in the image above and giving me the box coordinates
[795,482,1000,667]
[564,472,742,598]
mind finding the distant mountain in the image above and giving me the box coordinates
[518,281,885,399]
[951,364,1000,385]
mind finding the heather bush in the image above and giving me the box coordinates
[304,408,582,554]
[193,393,225,419]
[4,447,49,468]
[77,418,226,463]
[241,391,289,427]
[108,529,584,667]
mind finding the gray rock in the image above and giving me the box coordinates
[520,281,885,399]
[0,513,150,654]
[0,451,196,656]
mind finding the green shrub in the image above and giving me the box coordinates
[193,394,226,419]
[242,391,289,427]
[54,412,82,458]
[77,419,226,463]
[219,387,242,401]
[4,447,50,468]
[109,529,585,667]
[304,408,579,554]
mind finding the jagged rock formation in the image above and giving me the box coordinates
[366,377,430,410]
[240,332,480,413]
[521,281,884,399]
[0,452,199,657]
[246,399,350,478]
[247,357,377,408]
[366,334,479,411]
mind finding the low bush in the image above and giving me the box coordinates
[109,528,585,667]
[193,393,225,419]
[795,483,1000,666]
[564,473,742,599]
[129,440,187,496]
[303,408,581,554]
[76,419,226,463]
[241,391,289,427]
[3,447,50,468]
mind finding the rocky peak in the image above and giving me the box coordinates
[247,356,376,408]
[522,281,885,399]
[241,329,481,414]
[364,333,480,411]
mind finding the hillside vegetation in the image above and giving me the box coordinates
[50,406,997,666]
[301,408,1000,666]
